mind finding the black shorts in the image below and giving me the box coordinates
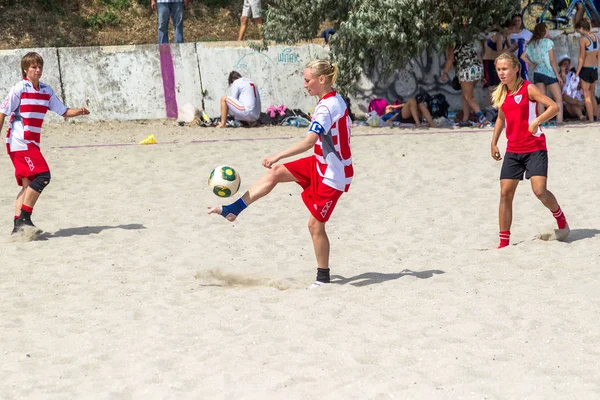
[533,72,558,85]
[483,59,500,87]
[580,67,598,84]
[500,150,548,180]
[398,115,415,124]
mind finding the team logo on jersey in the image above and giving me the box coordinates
[514,95,523,104]
[24,156,35,171]
[309,121,325,136]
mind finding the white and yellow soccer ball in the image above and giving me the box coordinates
[208,165,241,197]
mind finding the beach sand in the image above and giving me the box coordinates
[1,120,599,398]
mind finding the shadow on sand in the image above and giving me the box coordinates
[331,269,445,287]
[564,228,600,243]
[37,223,146,239]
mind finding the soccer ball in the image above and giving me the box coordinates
[208,165,241,197]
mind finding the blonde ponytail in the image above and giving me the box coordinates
[307,59,338,86]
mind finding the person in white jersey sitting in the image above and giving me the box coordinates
[216,71,261,128]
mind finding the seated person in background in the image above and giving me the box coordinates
[217,71,261,128]
[381,96,437,128]
[558,55,586,121]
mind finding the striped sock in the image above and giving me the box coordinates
[551,206,567,229]
[498,231,510,248]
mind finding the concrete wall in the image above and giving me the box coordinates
[0,32,595,122]
[0,48,63,122]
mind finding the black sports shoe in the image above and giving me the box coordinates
[12,216,39,235]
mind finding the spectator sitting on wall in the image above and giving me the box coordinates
[217,71,262,129]
[238,0,263,41]
[151,0,189,44]
[381,97,437,128]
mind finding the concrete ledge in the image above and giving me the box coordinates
[0,33,597,122]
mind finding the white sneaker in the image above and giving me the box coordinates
[307,281,327,289]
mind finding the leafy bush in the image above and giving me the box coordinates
[264,0,521,94]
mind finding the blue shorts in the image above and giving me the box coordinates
[533,73,558,85]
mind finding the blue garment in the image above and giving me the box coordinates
[487,38,497,51]
[517,39,529,80]
[158,2,184,44]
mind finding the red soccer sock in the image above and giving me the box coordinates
[498,231,510,248]
[551,206,567,230]
[21,204,33,213]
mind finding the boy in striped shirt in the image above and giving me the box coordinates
[0,52,90,235]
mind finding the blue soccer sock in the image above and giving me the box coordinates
[221,198,248,218]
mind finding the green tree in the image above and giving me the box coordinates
[263,0,521,94]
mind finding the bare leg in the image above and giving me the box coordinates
[531,175,570,240]
[255,18,263,39]
[418,103,436,127]
[573,3,584,27]
[207,164,297,221]
[581,80,595,122]
[547,83,563,123]
[401,98,421,126]
[14,178,30,216]
[216,96,229,128]
[591,81,598,118]
[308,216,330,269]
[499,179,519,233]
[461,92,471,122]
[535,82,547,116]
[488,85,498,103]
[530,176,559,211]
[461,80,482,115]
[238,16,249,41]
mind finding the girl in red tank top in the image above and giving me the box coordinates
[490,52,569,249]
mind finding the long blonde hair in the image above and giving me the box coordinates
[307,59,338,86]
[491,52,524,108]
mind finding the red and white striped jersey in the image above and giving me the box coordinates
[1,79,68,153]
[308,91,353,192]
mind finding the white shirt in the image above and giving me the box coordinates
[511,29,533,55]
[231,77,261,119]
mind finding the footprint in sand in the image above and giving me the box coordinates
[536,224,570,242]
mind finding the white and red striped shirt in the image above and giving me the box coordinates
[308,91,353,192]
[1,79,67,153]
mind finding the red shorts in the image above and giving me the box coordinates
[8,144,50,186]
[284,156,343,222]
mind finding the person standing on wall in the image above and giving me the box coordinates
[238,0,263,41]
[151,0,190,44]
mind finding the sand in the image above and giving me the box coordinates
[1,120,599,399]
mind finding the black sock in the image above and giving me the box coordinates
[19,209,32,221]
[316,268,330,283]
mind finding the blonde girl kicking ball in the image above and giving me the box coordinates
[0,52,90,235]
[208,59,353,288]
[490,52,569,249]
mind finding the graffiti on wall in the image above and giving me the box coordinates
[352,49,487,113]
[277,48,301,64]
